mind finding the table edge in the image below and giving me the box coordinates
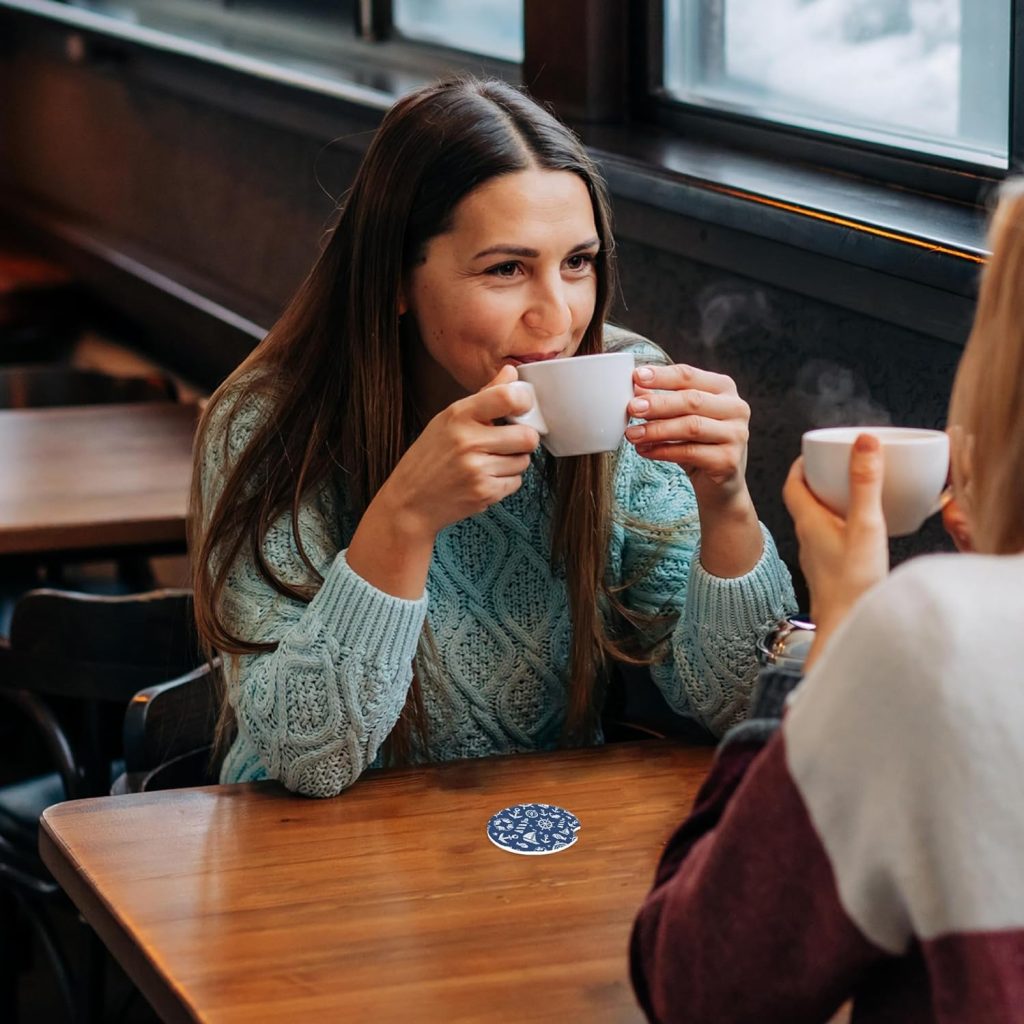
[39,816,202,1024]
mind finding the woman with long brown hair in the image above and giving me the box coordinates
[190,75,795,798]
[630,182,1024,1022]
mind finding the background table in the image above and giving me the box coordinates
[0,402,197,556]
[41,742,714,1023]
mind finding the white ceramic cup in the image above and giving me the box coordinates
[802,426,950,537]
[508,352,635,457]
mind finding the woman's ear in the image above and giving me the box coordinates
[397,286,408,318]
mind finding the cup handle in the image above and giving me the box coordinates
[506,380,548,435]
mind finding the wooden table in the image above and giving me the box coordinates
[0,401,198,556]
[41,742,715,1023]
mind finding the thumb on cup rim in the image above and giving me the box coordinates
[846,432,885,521]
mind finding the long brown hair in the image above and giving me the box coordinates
[947,179,1024,555]
[191,76,670,764]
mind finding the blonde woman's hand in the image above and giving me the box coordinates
[626,363,752,508]
[941,425,974,552]
[783,433,889,664]
[380,364,540,539]
[941,492,973,553]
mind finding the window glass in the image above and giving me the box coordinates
[663,0,1010,168]
[393,0,524,61]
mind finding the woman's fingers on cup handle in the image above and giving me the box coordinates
[487,451,533,477]
[503,382,547,434]
[482,364,519,390]
[487,422,541,454]
[469,378,534,423]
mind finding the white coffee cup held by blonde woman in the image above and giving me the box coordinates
[801,426,949,537]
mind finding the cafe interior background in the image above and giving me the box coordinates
[0,0,1015,1020]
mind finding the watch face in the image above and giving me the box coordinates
[758,617,815,667]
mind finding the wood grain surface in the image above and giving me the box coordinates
[0,402,197,555]
[41,742,714,1023]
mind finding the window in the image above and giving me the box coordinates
[392,0,524,61]
[661,0,1012,169]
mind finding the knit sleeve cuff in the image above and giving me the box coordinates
[307,550,428,671]
[716,666,803,758]
[687,524,795,636]
[751,666,804,720]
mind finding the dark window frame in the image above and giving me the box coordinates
[632,0,1023,205]
[46,0,1017,210]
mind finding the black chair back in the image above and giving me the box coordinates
[0,588,200,798]
[121,661,222,793]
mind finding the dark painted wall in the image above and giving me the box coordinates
[613,239,961,594]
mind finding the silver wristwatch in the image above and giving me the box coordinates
[757,616,816,672]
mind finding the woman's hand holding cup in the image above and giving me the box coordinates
[381,364,540,539]
[626,363,752,508]
[783,434,890,667]
[941,492,973,552]
[347,366,538,601]
[626,362,766,578]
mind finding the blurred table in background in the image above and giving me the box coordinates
[41,742,714,1023]
[0,402,198,558]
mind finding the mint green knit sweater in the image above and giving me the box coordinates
[205,379,795,798]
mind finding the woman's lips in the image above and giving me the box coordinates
[507,351,563,366]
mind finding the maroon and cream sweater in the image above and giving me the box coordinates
[631,551,1024,1023]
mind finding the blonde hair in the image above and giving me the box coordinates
[948,179,1024,554]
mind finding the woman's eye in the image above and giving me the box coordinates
[488,261,521,278]
[565,253,596,271]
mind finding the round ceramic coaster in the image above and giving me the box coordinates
[486,803,580,856]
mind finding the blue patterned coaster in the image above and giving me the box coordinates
[486,803,580,856]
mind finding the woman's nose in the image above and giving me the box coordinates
[523,278,572,336]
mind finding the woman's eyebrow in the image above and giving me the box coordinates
[471,237,600,261]
[472,244,539,260]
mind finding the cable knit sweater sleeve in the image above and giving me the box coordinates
[613,441,796,736]
[200,391,428,797]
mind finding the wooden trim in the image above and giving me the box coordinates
[1012,0,1024,172]
[523,0,629,123]
[0,200,265,388]
[355,0,391,42]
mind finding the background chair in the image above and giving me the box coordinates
[601,662,717,746]
[117,660,222,794]
[0,587,202,1023]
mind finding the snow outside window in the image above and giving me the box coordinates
[393,0,523,61]
[664,0,1010,168]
